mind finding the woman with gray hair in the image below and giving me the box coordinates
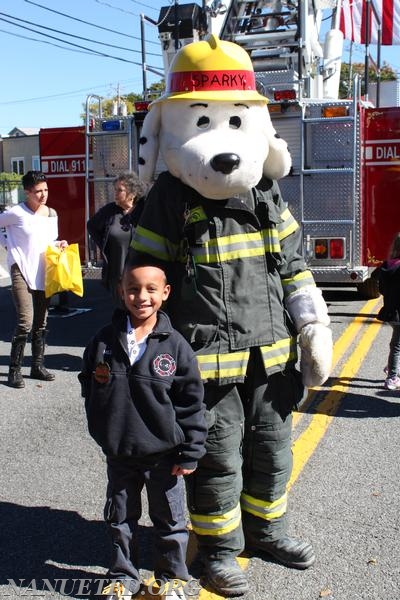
[87,171,148,308]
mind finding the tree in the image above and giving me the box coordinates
[81,80,166,121]
[0,172,23,209]
[339,61,397,98]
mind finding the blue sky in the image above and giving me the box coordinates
[0,0,167,136]
[0,0,399,138]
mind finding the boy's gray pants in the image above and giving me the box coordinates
[105,454,190,586]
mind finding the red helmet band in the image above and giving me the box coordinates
[167,70,257,94]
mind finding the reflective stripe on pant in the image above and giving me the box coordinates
[187,349,303,557]
[10,263,49,336]
[105,455,190,583]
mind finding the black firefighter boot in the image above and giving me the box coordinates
[202,556,249,597]
[30,329,55,381]
[8,334,28,388]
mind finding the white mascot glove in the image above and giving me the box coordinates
[285,286,333,387]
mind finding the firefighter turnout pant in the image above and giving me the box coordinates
[186,348,303,559]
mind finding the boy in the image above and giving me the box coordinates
[78,261,207,600]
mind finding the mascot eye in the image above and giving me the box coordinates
[197,116,210,129]
[229,116,241,129]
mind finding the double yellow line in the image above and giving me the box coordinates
[289,295,382,489]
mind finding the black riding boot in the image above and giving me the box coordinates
[8,334,28,388]
[30,329,55,381]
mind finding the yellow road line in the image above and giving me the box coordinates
[289,304,382,491]
[292,296,382,428]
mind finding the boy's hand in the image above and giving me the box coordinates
[171,464,195,476]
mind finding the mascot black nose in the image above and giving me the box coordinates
[211,153,240,175]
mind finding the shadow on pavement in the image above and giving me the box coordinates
[0,501,155,598]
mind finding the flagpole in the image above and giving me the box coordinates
[364,0,371,102]
[348,41,353,99]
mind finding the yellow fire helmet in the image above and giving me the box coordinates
[154,33,268,104]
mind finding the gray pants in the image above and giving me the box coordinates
[10,263,49,336]
[388,323,400,378]
[104,454,190,586]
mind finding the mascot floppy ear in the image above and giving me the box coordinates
[138,103,161,185]
[263,108,292,180]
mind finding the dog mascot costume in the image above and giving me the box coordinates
[130,34,333,596]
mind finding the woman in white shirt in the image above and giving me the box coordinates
[0,171,68,388]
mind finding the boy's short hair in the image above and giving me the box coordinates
[123,253,168,282]
[22,170,47,190]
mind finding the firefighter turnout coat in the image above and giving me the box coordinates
[131,171,315,384]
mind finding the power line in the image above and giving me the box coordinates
[0,27,103,58]
[0,78,144,106]
[0,15,163,67]
[0,11,160,56]
[23,0,160,46]
[127,0,172,12]
[93,0,144,17]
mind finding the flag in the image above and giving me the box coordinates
[340,0,400,45]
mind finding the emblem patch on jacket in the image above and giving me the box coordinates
[94,362,111,384]
[153,353,177,377]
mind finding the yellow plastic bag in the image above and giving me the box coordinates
[44,243,84,298]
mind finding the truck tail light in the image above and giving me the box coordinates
[322,106,348,118]
[315,239,328,259]
[273,89,297,102]
[314,238,345,260]
[330,239,344,259]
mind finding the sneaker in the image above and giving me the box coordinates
[101,580,139,599]
[384,376,400,390]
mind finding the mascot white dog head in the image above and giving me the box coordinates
[138,34,292,200]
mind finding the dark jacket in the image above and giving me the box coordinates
[131,171,315,384]
[375,259,400,323]
[78,310,207,468]
[87,199,144,288]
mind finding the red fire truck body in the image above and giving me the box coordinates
[362,107,400,269]
[39,126,89,261]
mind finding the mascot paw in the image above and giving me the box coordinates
[299,323,333,387]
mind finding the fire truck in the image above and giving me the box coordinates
[40,0,400,297]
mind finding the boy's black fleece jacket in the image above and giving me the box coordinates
[78,310,207,469]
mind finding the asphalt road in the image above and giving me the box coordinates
[0,245,399,600]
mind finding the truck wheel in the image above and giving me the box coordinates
[356,277,381,299]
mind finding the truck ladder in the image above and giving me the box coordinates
[218,0,308,95]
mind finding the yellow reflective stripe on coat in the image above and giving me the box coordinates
[190,230,283,263]
[241,492,288,521]
[132,225,180,261]
[196,351,250,380]
[281,270,316,296]
[191,232,265,264]
[262,227,281,253]
[260,337,298,369]
[278,208,299,240]
[190,503,242,536]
